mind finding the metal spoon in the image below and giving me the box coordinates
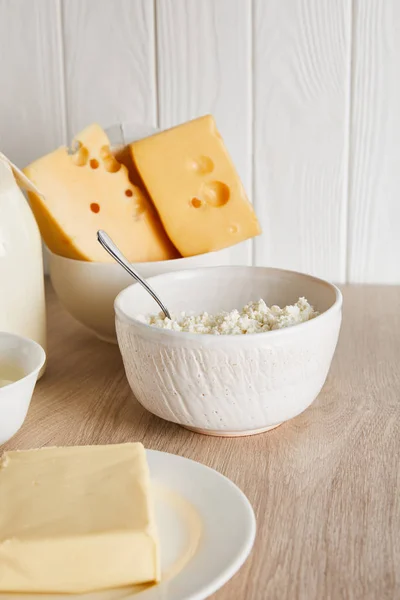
[97,230,171,320]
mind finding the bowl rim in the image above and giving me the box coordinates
[0,332,46,396]
[114,265,343,342]
[46,245,232,268]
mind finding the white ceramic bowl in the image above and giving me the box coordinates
[0,332,46,444]
[48,248,234,343]
[115,266,342,436]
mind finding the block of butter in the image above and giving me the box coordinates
[0,443,160,593]
[130,115,261,257]
[23,124,178,263]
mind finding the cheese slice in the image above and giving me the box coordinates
[23,124,178,262]
[0,443,159,593]
[129,115,261,257]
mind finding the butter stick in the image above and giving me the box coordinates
[0,443,159,593]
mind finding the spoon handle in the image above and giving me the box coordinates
[97,230,171,320]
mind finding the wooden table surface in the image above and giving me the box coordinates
[3,283,400,600]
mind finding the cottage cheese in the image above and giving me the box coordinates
[139,297,318,335]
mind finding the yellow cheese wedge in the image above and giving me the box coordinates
[130,115,261,257]
[23,124,178,262]
[0,443,159,593]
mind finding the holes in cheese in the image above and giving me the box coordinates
[130,115,261,256]
[23,123,179,263]
[100,145,121,173]
[70,143,88,167]
[102,156,121,172]
[201,181,230,207]
[125,189,133,197]
[190,198,203,208]
[190,155,214,175]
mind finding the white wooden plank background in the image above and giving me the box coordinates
[0,0,399,284]
[347,0,400,283]
[62,0,156,137]
[156,0,253,266]
[0,0,66,166]
[253,0,351,283]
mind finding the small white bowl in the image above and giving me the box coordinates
[115,266,342,436]
[0,332,46,445]
[48,248,235,343]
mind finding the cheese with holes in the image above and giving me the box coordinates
[23,124,178,262]
[130,115,261,256]
[0,443,159,593]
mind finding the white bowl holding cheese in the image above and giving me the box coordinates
[115,266,342,436]
[0,332,46,444]
[41,118,258,342]
[48,246,234,343]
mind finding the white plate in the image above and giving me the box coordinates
[1,450,256,600]
[144,450,256,600]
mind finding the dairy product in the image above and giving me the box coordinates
[0,364,24,389]
[130,115,261,256]
[140,297,318,334]
[0,379,13,388]
[0,443,159,593]
[0,154,46,373]
[23,124,178,263]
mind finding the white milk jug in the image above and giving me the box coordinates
[0,153,46,377]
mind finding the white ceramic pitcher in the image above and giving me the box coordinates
[0,153,46,377]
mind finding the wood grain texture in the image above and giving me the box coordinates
[253,0,351,283]
[347,0,400,283]
[3,281,400,599]
[155,0,252,266]
[0,0,66,167]
[62,0,156,138]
